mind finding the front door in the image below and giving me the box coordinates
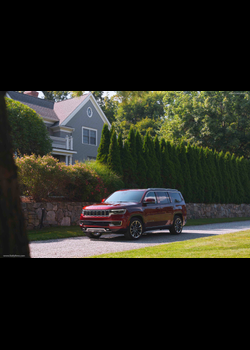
[143,191,162,228]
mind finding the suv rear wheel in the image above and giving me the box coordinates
[124,218,144,240]
[170,215,183,235]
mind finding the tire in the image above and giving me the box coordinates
[170,215,183,235]
[124,218,144,240]
[85,231,103,239]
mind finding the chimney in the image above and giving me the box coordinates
[24,91,39,98]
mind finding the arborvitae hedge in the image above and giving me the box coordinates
[98,125,250,204]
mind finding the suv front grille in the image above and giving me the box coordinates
[83,210,110,217]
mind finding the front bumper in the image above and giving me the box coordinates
[79,214,128,233]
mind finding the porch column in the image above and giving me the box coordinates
[65,155,69,166]
[66,135,69,149]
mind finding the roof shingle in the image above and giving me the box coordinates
[7,91,91,124]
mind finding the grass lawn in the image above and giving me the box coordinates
[28,226,85,242]
[90,230,250,258]
[186,217,250,226]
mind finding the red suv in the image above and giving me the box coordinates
[80,188,187,240]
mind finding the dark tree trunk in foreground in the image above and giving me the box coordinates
[0,91,30,258]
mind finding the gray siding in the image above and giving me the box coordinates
[66,100,105,163]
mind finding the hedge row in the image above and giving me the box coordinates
[16,155,124,202]
[98,125,250,204]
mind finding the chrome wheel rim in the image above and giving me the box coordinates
[175,218,183,234]
[130,220,143,239]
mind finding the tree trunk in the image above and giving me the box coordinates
[0,91,30,258]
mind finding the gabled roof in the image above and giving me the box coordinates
[6,91,111,128]
[54,93,91,124]
[7,91,58,121]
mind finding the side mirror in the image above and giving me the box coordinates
[144,198,156,204]
[101,198,106,203]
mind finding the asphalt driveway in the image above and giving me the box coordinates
[29,220,250,258]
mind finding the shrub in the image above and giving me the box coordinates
[16,154,63,201]
[85,160,124,196]
[6,98,52,156]
[16,155,109,202]
[63,161,108,202]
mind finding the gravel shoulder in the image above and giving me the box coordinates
[29,220,250,258]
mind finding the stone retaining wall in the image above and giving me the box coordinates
[22,202,93,230]
[186,203,250,220]
[22,201,250,230]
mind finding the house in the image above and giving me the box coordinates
[6,91,111,165]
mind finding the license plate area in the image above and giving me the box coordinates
[86,228,106,233]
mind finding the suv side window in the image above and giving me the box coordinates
[144,191,157,203]
[156,192,171,204]
[170,192,182,203]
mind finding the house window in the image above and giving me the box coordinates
[87,107,93,118]
[82,127,97,146]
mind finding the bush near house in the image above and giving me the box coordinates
[6,98,52,156]
[16,155,123,202]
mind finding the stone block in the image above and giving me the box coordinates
[46,211,57,225]
[46,203,54,211]
[61,217,71,226]
[56,209,64,223]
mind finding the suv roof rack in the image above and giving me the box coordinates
[147,188,178,192]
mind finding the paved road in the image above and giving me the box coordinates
[29,221,250,258]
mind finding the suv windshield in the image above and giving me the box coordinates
[105,191,145,203]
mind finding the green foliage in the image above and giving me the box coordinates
[176,142,192,202]
[160,139,176,189]
[143,132,161,187]
[121,140,135,188]
[135,131,148,188]
[107,129,123,176]
[114,91,165,139]
[85,160,124,196]
[97,124,110,164]
[160,91,250,159]
[6,98,52,156]
[16,154,120,202]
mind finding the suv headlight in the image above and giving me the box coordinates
[110,209,127,215]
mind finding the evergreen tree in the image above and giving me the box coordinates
[186,144,199,203]
[224,152,238,203]
[122,140,136,188]
[127,126,138,184]
[127,125,137,161]
[218,151,230,204]
[143,132,161,187]
[97,124,110,164]
[238,157,250,204]
[199,147,212,203]
[205,148,220,203]
[117,132,124,157]
[135,131,148,188]
[167,142,184,193]
[194,146,205,203]
[160,139,176,189]
[107,130,122,176]
[153,135,163,187]
[214,151,225,204]
[177,142,192,202]
[232,155,244,204]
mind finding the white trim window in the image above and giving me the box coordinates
[82,127,97,146]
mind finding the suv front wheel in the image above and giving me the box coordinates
[170,216,183,235]
[124,218,144,240]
